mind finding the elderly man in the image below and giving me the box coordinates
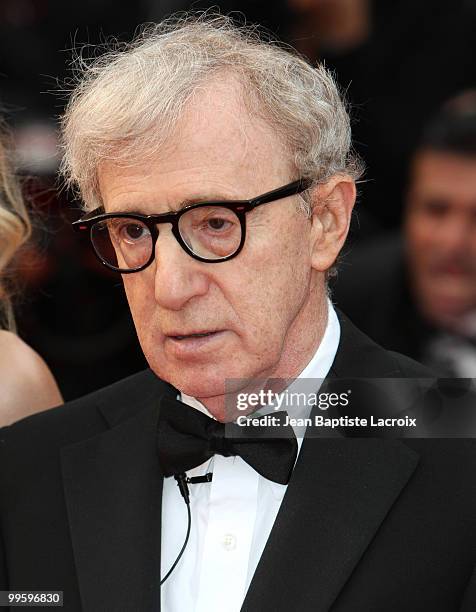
[1,15,475,612]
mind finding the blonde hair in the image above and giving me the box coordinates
[0,128,31,330]
[60,13,363,211]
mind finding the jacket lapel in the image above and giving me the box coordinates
[242,435,418,611]
[61,375,169,612]
[243,311,421,611]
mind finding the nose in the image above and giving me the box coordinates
[152,228,210,310]
[438,214,474,256]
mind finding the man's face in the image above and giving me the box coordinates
[405,150,476,330]
[97,80,330,416]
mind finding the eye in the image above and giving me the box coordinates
[179,206,240,244]
[206,217,231,231]
[124,223,147,240]
[195,209,238,234]
[116,221,150,243]
[421,199,450,218]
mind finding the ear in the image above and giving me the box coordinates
[308,175,356,272]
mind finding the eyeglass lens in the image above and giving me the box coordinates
[90,206,242,270]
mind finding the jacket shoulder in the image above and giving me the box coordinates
[333,309,434,378]
[386,349,433,378]
[0,369,164,459]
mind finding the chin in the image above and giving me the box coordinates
[179,378,226,400]
[148,360,226,398]
[146,344,276,396]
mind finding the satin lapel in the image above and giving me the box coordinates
[61,399,163,612]
[243,313,421,611]
[242,435,418,612]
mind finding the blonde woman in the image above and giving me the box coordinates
[0,128,62,426]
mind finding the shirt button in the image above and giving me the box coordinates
[222,533,237,551]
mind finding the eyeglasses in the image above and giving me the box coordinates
[72,178,312,273]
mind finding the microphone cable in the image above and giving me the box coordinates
[160,472,212,585]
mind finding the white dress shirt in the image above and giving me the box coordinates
[161,302,340,611]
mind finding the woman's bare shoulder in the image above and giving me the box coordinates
[0,330,63,427]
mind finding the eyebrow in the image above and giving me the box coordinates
[178,193,240,208]
[108,192,241,215]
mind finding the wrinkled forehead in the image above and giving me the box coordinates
[98,76,293,213]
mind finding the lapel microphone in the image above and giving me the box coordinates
[160,471,213,585]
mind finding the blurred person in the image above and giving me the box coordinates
[1,16,475,612]
[0,126,62,426]
[334,91,476,376]
[288,0,476,228]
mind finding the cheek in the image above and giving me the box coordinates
[229,222,312,343]
[407,217,437,262]
[121,276,155,326]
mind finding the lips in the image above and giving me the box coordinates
[429,259,474,277]
[170,331,218,340]
[164,330,227,358]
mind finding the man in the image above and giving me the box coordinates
[1,15,475,612]
[334,92,476,376]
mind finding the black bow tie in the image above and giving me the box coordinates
[157,395,298,485]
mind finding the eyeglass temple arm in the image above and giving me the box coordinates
[72,207,106,231]
[248,178,313,208]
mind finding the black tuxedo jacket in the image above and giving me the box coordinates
[1,315,475,611]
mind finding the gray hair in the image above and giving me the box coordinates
[60,13,364,212]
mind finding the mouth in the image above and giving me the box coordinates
[169,331,219,340]
[164,330,227,356]
[430,261,473,277]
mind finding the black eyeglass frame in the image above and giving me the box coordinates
[72,178,313,273]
